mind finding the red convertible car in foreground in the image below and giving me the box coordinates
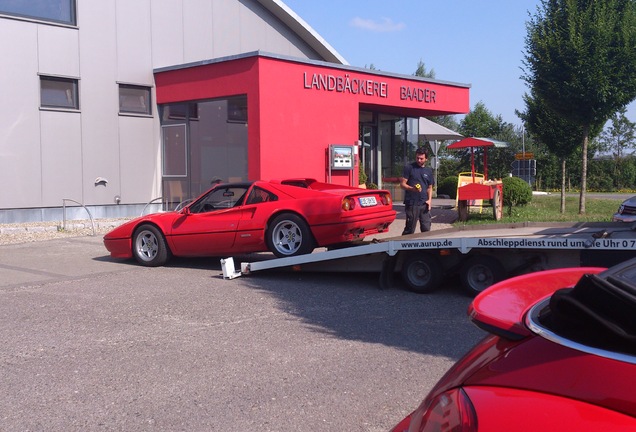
[391,258,636,432]
[104,178,395,266]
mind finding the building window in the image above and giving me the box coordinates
[40,76,79,110]
[160,96,248,201]
[119,84,152,116]
[162,103,198,121]
[0,0,76,25]
[227,96,247,123]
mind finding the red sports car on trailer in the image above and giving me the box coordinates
[391,258,636,431]
[104,178,395,266]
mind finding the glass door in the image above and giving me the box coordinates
[361,124,375,187]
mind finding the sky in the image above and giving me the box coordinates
[281,0,635,127]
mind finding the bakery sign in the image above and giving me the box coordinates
[302,71,437,104]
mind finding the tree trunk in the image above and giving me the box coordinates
[560,158,566,213]
[579,125,590,214]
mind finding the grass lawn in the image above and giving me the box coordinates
[459,193,628,224]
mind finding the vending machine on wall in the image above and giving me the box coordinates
[328,144,356,186]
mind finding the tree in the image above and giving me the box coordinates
[414,59,435,79]
[459,101,502,138]
[599,107,636,187]
[487,123,523,180]
[456,102,516,178]
[600,107,636,159]
[523,0,636,213]
[518,91,584,212]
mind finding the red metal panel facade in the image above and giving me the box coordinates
[154,53,470,185]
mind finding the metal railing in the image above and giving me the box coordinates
[141,197,192,215]
[62,199,96,236]
[141,197,164,216]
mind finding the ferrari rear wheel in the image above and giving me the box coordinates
[267,213,314,258]
[133,224,170,267]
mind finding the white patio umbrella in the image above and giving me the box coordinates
[418,117,463,141]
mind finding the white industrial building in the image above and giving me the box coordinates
[0,0,345,223]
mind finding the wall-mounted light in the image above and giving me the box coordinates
[95,177,109,186]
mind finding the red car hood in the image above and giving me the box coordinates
[103,211,182,239]
[468,266,605,340]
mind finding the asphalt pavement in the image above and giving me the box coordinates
[0,229,483,431]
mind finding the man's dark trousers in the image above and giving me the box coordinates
[402,203,431,235]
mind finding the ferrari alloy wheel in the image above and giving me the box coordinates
[267,213,314,258]
[401,252,443,294]
[133,224,170,267]
[460,255,506,296]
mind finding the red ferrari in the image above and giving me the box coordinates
[391,258,636,431]
[103,178,395,266]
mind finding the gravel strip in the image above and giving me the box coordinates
[0,219,131,246]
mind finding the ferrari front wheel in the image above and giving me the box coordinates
[267,213,314,258]
[133,224,170,267]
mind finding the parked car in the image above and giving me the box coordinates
[613,195,636,222]
[104,178,395,266]
[390,259,636,432]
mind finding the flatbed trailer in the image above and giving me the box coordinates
[224,222,636,296]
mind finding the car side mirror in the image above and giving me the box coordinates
[181,206,191,216]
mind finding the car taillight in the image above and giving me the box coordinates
[380,193,392,206]
[342,197,356,211]
[407,388,477,432]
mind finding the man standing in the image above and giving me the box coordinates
[400,147,434,234]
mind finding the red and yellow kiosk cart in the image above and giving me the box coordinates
[447,137,508,222]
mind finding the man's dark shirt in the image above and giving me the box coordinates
[402,162,434,206]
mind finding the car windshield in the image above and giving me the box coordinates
[533,258,636,356]
[189,185,249,213]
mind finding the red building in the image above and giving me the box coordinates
[154,51,469,207]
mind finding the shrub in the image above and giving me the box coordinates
[502,176,532,216]
[437,176,458,199]
[359,168,368,185]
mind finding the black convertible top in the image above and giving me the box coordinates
[540,258,636,354]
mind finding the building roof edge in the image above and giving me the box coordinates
[257,0,348,65]
[154,51,471,89]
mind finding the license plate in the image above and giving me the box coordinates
[359,196,377,207]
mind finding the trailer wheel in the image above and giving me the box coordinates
[458,200,469,222]
[460,255,506,296]
[492,189,503,221]
[401,253,443,294]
